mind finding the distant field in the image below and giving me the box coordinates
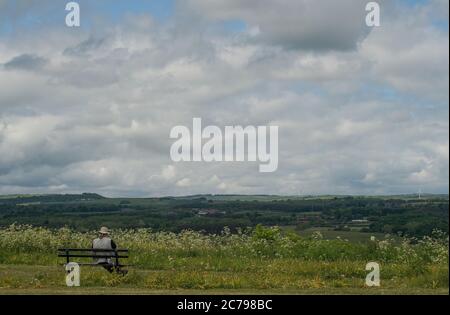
[0,193,448,237]
[0,194,42,199]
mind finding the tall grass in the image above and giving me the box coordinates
[0,224,448,290]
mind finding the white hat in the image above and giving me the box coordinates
[99,226,110,234]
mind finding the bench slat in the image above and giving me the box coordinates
[58,254,128,258]
[58,248,130,270]
[62,263,133,267]
[58,248,128,252]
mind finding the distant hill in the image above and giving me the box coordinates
[0,193,105,205]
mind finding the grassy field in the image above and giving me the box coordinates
[294,227,397,243]
[0,265,448,295]
[0,225,448,295]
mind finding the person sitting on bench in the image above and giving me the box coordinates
[92,226,121,273]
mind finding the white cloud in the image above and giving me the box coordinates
[360,3,449,102]
[0,0,448,196]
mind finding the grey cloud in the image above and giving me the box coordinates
[63,37,108,57]
[182,0,374,51]
[3,54,47,71]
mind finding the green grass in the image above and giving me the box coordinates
[0,225,448,295]
[295,227,396,243]
[2,287,448,295]
[0,265,448,294]
[0,264,448,295]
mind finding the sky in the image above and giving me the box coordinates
[0,0,448,197]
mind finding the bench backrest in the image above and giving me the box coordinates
[58,248,129,264]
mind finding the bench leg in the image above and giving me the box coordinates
[114,266,128,276]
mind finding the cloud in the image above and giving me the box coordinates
[183,0,373,51]
[3,54,47,71]
[63,37,108,57]
[0,0,448,196]
[360,1,449,102]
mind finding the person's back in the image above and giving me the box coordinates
[92,235,115,263]
[92,227,117,272]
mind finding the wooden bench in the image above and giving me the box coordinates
[58,248,130,272]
